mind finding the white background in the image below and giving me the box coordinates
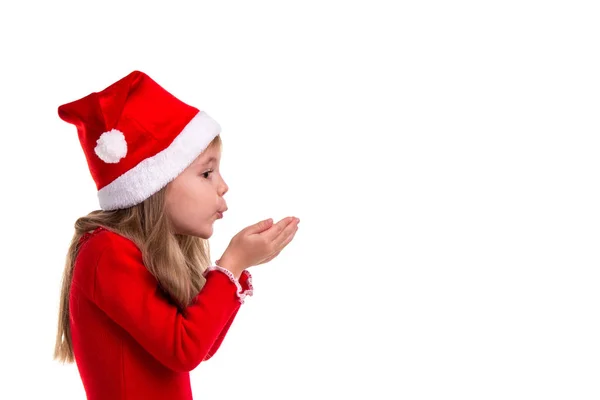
[1,1,599,399]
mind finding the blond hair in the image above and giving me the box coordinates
[54,135,222,364]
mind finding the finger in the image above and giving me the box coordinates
[258,225,297,265]
[261,216,296,241]
[245,218,273,235]
[277,226,298,250]
[273,220,298,249]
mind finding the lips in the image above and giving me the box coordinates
[217,212,223,219]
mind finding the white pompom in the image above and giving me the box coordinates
[94,129,128,163]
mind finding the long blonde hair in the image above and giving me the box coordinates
[54,135,222,364]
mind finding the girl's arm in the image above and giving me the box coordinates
[203,270,253,361]
[203,308,238,361]
[74,230,249,372]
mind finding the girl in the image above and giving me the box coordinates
[53,70,300,400]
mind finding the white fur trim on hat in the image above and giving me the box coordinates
[95,129,128,163]
[97,110,220,210]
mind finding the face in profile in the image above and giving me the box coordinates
[165,145,229,238]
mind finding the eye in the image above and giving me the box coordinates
[201,169,214,179]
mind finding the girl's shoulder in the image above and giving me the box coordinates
[73,227,146,297]
[77,226,141,262]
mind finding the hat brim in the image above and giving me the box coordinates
[97,110,221,210]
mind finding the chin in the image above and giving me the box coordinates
[175,223,213,239]
[196,231,212,239]
[194,224,214,240]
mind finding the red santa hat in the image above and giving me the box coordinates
[58,70,221,210]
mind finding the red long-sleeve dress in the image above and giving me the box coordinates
[69,226,253,399]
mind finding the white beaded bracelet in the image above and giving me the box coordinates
[203,265,254,304]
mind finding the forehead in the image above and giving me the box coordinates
[193,146,221,166]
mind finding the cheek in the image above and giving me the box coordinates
[168,187,211,221]
[180,189,208,212]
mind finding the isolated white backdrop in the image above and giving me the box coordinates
[0,1,599,399]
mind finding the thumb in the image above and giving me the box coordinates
[246,218,273,234]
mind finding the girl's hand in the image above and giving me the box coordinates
[217,216,300,276]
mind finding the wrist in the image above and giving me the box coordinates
[203,265,253,304]
[216,257,243,280]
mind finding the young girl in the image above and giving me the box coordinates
[53,70,300,400]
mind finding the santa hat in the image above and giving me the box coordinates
[58,70,221,211]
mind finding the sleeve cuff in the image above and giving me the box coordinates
[203,265,254,304]
[239,270,254,297]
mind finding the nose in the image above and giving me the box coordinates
[219,180,229,197]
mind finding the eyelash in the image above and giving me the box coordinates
[201,169,214,179]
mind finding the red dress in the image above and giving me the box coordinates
[69,226,253,399]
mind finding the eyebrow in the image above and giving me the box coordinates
[198,156,218,166]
